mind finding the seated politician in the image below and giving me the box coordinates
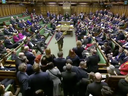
[24,37,44,54]
[9,24,18,33]
[30,23,37,33]
[24,46,36,65]
[3,25,13,35]
[4,36,19,49]
[0,40,11,56]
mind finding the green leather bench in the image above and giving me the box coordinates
[0,14,23,25]
[3,16,30,26]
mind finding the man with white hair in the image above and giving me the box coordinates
[10,16,17,26]
[86,72,108,96]
[3,25,13,35]
[9,24,18,33]
[24,46,36,65]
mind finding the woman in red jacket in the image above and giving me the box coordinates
[119,61,128,75]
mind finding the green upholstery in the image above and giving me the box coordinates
[19,16,30,21]
[112,41,115,50]
[16,47,22,55]
[39,28,49,39]
[0,14,22,25]
[28,28,31,32]
[7,46,22,60]
[4,16,30,26]
[47,23,51,28]
[97,48,106,64]
[5,84,12,91]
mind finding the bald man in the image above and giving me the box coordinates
[86,72,108,96]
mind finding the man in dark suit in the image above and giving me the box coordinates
[86,72,108,96]
[36,31,46,48]
[24,46,36,65]
[22,28,31,37]
[64,12,70,21]
[86,49,100,73]
[16,16,19,23]
[21,19,27,27]
[4,36,19,49]
[10,16,17,26]
[9,24,18,33]
[30,23,37,33]
[54,51,66,72]
[28,63,53,96]
[18,20,24,28]
[72,61,88,81]
[25,37,44,54]
[34,22,41,30]
[117,75,128,96]
[17,63,31,96]
[3,25,13,35]
[62,64,78,96]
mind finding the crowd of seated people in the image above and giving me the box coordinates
[1,10,128,96]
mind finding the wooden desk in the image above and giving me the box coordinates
[58,21,73,25]
[56,24,74,36]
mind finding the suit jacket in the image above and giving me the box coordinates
[54,57,66,72]
[86,54,100,72]
[17,71,30,96]
[0,45,6,54]
[24,51,35,65]
[73,47,85,59]
[66,55,80,66]
[72,66,88,81]
[4,29,12,35]
[86,82,108,96]
[116,33,125,40]
[16,18,19,22]
[28,71,53,96]
[22,30,31,37]
[62,71,77,90]
[4,39,13,48]
[10,19,16,25]
[30,26,36,32]
[18,22,24,28]
[9,27,15,32]
[117,79,128,96]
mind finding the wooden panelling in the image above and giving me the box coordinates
[0,4,26,17]
[110,5,128,16]
[40,5,60,16]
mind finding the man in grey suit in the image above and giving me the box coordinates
[17,63,31,96]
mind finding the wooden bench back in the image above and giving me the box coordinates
[105,74,125,91]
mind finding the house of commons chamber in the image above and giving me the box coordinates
[0,0,128,96]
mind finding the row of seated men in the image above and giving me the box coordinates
[75,9,128,74]
[0,10,128,96]
[0,13,56,58]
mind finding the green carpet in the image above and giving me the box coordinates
[47,30,76,58]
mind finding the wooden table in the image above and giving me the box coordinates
[56,24,74,36]
[58,21,73,25]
